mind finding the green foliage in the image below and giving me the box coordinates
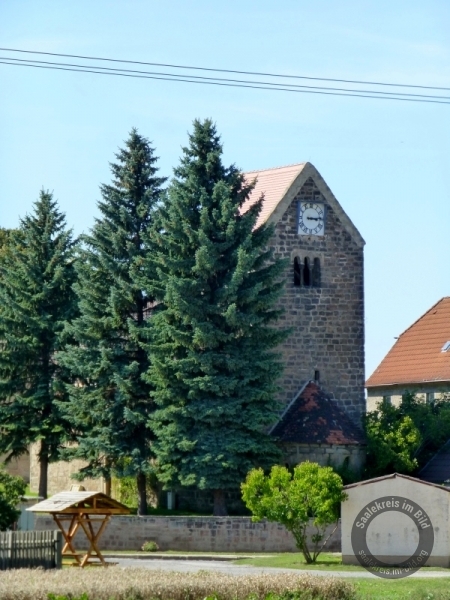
[364,401,420,477]
[330,457,361,486]
[146,119,288,516]
[364,392,450,477]
[113,470,159,508]
[58,129,166,515]
[399,391,450,466]
[0,228,20,264]
[0,192,77,497]
[141,540,159,552]
[241,461,346,564]
[0,464,26,530]
[48,595,89,600]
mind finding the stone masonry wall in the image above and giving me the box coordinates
[29,442,104,495]
[271,177,365,425]
[0,452,30,482]
[284,443,365,472]
[34,515,341,552]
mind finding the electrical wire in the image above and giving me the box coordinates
[1,46,449,92]
[2,59,449,104]
[2,55,449,101]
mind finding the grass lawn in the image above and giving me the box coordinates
[102,550,263,555]
[234,552,447,572]
[353,577,450,599]
[23,485,39,497]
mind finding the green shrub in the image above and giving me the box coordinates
[242,462,346,564]
[0,464,26,531]
[141,540,159,552]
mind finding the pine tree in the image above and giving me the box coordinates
[0,192,77,498]
[59,129,166,514]
[146,120,287,515]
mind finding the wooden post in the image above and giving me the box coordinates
[54,530,63,569]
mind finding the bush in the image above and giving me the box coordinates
[141,540,159,552]
[0,569,356,600]
[0,463,26,530]
[242,462,346,564]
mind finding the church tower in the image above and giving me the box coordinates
[243,163,366,469]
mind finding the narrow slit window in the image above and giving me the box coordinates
[293,257,301,287]
[312,257,321,288]
[303,257,311,287]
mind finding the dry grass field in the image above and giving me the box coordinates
[0,568,355,600]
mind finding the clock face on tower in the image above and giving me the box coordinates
[297,202,325,236]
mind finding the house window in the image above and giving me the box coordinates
[303,257,311,287]
[314,370,320,383]
[382,395,392,405]
[293,257,301,286]
[426,392,434,404]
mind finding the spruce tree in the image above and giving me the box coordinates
[147,120,287,515]
[59,129,166,514]
[0,192,77,498]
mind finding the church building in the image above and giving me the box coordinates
[243,162,366,472]
[21,161,367,497]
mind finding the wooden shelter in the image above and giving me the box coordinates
[27,491,129,567]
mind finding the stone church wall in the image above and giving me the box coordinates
[270,177,365,425]
[29,443,104,495]
[283,442,365,472]
[0,452,30,482]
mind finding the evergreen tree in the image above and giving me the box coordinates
[0,192,77,498]
[59,129,166,514]
[146,119,287,515]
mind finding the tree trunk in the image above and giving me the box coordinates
[104,477,112,497]
[213,489,228,516]
[137,472,148,516]
[38,442,49,499]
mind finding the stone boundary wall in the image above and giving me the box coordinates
[34,515,341,553]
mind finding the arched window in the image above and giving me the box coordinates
[312,257,321,288]
[293,257,301,286]
[303,257,311,287]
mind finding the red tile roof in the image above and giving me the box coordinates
[366,297,450,388]
[242,163,306,228]
[271,381,365,445]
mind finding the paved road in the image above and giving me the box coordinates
[113,558,450,579]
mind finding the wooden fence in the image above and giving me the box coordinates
[0,530,62,569]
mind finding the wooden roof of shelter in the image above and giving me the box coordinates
[27,491,130,567]
[27,491,130,514]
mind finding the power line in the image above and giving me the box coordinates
[3,55,449,101]
[1,46,448,92]
[1,60,449,104]
[1,60,449,105]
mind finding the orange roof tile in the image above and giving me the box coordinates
[242,163,306,228]
[366,297,450,388]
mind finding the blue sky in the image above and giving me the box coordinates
[1,0,449,379]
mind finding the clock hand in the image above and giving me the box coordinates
[305,216,323,221]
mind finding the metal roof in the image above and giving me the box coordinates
[27,491,129,514]
[344,472,450,493]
